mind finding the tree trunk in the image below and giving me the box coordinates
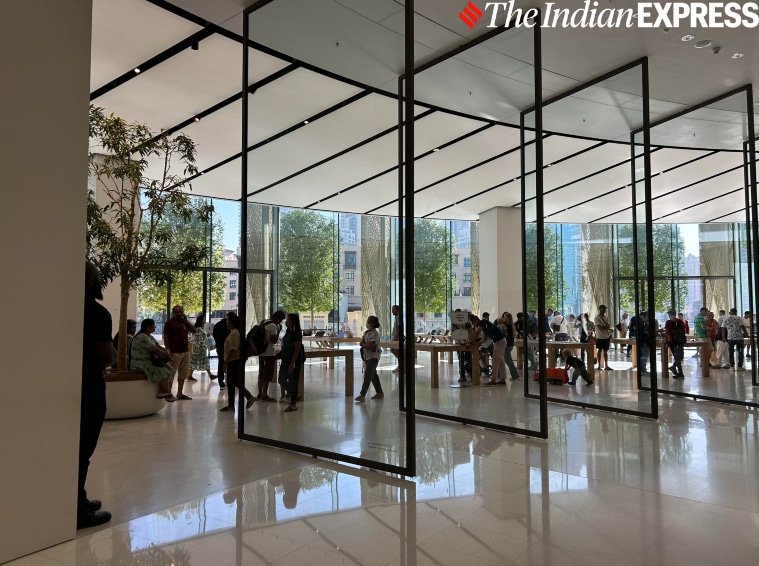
[311,309,315,330]
[116,275,130,372]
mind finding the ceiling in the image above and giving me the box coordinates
[90,0,759,224]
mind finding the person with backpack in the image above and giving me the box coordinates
[255,310,286,402]
[665,309,687,379]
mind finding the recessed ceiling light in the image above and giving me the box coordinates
[681,34,695,41]
[695,40,712,48]
[732,52,745,59]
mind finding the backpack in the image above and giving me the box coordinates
[245,320,270,358]
[670,320,686,345]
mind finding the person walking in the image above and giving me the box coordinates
[723,308,749,370]
[665,309,687,378]
[212,313,231,389]
[355,316,384,402]
[188,314,216,381]
[258,310,286,401]
[220,313,255,412]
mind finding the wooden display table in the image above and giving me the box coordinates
[660,338,711,378]
[302,336,361,368]
[299,349,355,397]
[381,340,480,387]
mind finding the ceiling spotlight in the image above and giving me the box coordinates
[433,148,440,152]
[303,120,309,125]
[134,67,141,73]
[695,40,712,48]
[681,34,695,41]
[193,116,200,123]
[732,52,745,59]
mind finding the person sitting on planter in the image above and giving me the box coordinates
[130,319,175,401]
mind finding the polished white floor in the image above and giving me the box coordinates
[9,347,759,565]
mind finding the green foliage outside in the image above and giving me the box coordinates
[414,220,453,322]
[86,105,212,370]
[279,209,339,328]
[524,224,566,311]
[137,198,226,315]
[616,224,688,313]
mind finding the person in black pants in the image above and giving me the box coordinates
[79,262,116,529]
[213,313,231,389]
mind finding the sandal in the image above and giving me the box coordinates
[284,406,298,412]
[176,394,192,400]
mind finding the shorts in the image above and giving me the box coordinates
[596,338,610,350]
[171,351,190,379]
[259,356,277,382]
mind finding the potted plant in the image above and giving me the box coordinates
[86,105,213,372]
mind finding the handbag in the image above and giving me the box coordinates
[587,335,597,346]
[551,317,564,332]
[150,352,170,367]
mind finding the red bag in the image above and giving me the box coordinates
[533,368,569,384]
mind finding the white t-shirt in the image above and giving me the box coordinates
[261,321,278,357]
[362,328,381,360]
[550,315,569,334]
[594,314,612,339]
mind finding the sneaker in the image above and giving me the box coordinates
[510,377,519,381]
[219,385,227,390]
[371,393,384,399]
[246,397,255,409]
[355,395,366,402]
[736,366,746,371]
[460,381,472,387]
[585,380,594,385]
[566,381,577,386]
[279,395,288,403]
[721,365,731,369]
[484,381,498,387]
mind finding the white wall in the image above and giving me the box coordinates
[478,207,523,316]
[0,0,93,561]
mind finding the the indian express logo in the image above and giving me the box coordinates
[479,1,759,28]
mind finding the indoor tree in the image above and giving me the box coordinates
[86,105,213,371]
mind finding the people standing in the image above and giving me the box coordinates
[220,313,255,412]
[715,317,730,369]
[665,309,687,378]
[551,311,569,341]
[278,313,304,412]
[744,311,753,360]
[723,308,749,370]
[476,315,506,386]
[635,311,650,376]
[594,306,612,370]
[500,312,521,381]
[163,305,196,400]
[212,313,231,389]
[189,314,216,381]
[78,262,115,529]
[356,316,384,402]
[258,310,286,401]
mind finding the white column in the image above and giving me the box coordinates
[478,207,523,316]
[0,1,93,561]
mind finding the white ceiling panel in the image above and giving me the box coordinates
[247,68,364,146]
[95,34,252,129]
[245,95,404,192]
[654,189,746,225]
[650,152,743,199]
[541,143,631,191]
[178,101,241,170]
[91,0,201,90]
[708,210,749,224]
[651,171,746,217]
[251,112,485,208]
[185,158,241,202]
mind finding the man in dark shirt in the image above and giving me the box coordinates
[212,313,231,389]
[163,305,196,400]
[473,315,508,385]
[79,262,116,529]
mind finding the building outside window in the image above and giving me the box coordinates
[230,292,236,301]
[345,271,354,281]
[229,279,237,288]
[463,287,471,296]
[463,273,471,282]
[345,286,355,295]
[464,257,471,267]
[345,251,357,267]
